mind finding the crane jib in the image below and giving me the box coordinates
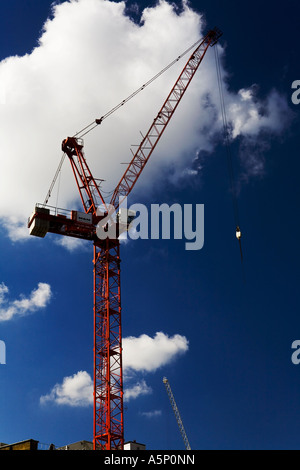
[110,28,222,212]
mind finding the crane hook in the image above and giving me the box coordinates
[235,225,243,265]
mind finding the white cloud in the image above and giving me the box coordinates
[1,218,30,242]
[228,87,291,139]
[123,331,189,373]
[140,409,162,418]
[40,370,151,405]
[0,0,292,243]
[40,370,93,407]
[0,283,9,303]
[0,282,52,322]
[124,379,152,402]
[55,236,89,252]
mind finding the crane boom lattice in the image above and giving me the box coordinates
[110,28,222,212]
[163,377,191,450]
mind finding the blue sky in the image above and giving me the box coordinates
[0,0,300,450]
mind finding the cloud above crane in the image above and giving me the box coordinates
[0,0,292,243]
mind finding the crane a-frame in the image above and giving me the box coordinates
[28,27,222,450]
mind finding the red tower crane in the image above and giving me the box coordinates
[28,27,222,450]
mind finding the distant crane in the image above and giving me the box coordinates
[163,377,191,450]
[28,28,222,450]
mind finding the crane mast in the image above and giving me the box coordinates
[28,27,222,450]
[163,377,191,450]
